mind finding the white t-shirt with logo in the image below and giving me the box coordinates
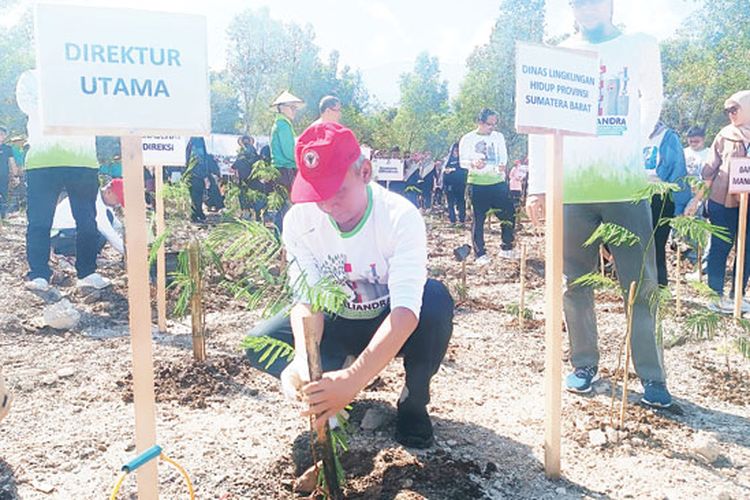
[283,183,427,320]
[527,32,664,203]
[459,130,508,186]
[684,146,709,179]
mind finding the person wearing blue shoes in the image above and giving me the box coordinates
[526,0,672,408]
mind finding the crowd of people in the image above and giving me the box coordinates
[4,0,750,458]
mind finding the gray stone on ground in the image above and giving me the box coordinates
[360,408,387,431]
[42,299,80,330]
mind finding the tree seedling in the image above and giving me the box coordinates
[453,244,471,291]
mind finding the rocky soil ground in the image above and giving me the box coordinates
[1,207,749,499]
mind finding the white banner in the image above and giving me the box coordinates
[142,136,186,166]
[515,42,599,136]
[35,3,210,136]
[373,159,404,182]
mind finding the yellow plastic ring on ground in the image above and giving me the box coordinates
[109,454,195,499]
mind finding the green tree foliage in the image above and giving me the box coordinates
[661,0,750,139]
[453,0,546,160]
[210,70,242,134]
[226,8,369,136]
[391,52,451,155]
[0,2,33,134]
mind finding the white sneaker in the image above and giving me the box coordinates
[475,255,491,266]
[729,296,750,314]
[77,273,111,290]
[25,277,50,292]
[708,297,734,315]
[499,248,519,260]
[685,270,701,282]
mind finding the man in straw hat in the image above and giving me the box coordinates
[245,122,454,449]
[270,91,304,230]
[271,91,304,191]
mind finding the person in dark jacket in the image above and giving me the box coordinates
[643,121,691,287]
[186,137,209,223]
[442,143,467,224]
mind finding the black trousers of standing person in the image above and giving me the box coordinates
[26,167,99,281]
[651,194,675,287]
[245,279,454,414]
[445,181,466,224]
[189,174,206,222]
[0,175,8,218]
[470,182,515,257]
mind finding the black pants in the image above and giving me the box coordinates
[245,279,454,413]
[470,183,515,257]
[189,175,206,221]
[51,228,107,257]
[445,181,466,223]
[0,175,8,218]
[651,194,675,287]
[206,175,224,210]
[26,167,99,281]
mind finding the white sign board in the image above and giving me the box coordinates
[729,158,750,194]
[35,4,210,136]
[142,136,186,165]
[373,159,404,182]
[515,42,599,136]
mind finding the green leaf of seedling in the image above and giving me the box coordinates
[664,216,731,246]
[583,223,640,248]
[633,181,681,202]
[685,309,722,340]
[571,272,621,291]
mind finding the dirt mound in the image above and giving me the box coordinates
[117,355,262,409]
[342,447,488,499]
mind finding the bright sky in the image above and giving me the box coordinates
[5,0,699,105]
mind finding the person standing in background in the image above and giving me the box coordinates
[459,108,515,265]
[0,126,19,219]
[443,142,467,225]
[526,0,672,408]
[17,69,110,292]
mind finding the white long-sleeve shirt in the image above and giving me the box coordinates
[527,32,664,203]
[282,183,427,320]
[52,193,124,254]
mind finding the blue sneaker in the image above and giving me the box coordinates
[641,380,673,408]
[565,366,599,393]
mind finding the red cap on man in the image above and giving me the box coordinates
[107,179,125,207]
[291,122,362,203]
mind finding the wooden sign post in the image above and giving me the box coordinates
[122,137,160,498]
[515,42,599,479]
[143,136,187,334]
[155,164,167,332]
[34,4,209,498]
[728,158,750,318]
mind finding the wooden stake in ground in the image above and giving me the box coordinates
[154,164,168,333]
[188,238,206,362]
[735,192,749,319]
[519,243,527,330]
[600,245,606,278]
[676,246,682,317]
[461,260,467,290]
[302,317,343,499]
[121,136,159,499]
[619,281,637,429]
[697,244,703,283]
[543,131,564,479]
